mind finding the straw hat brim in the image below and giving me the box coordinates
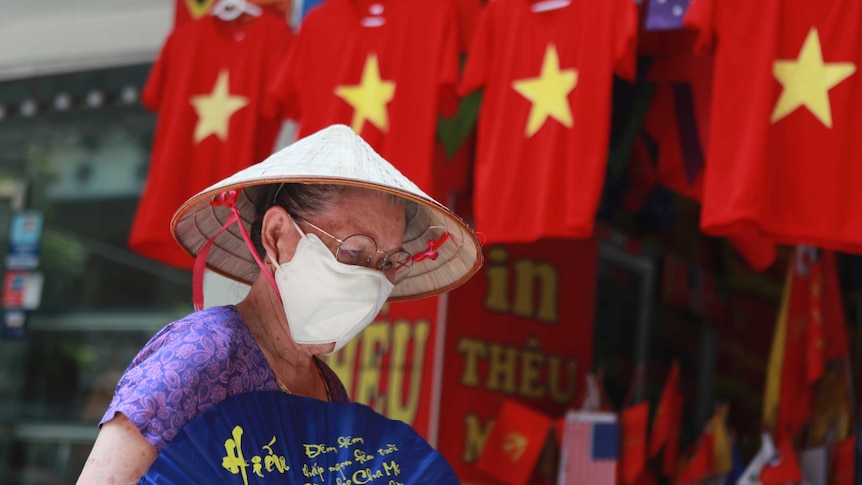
[170,124,483,302]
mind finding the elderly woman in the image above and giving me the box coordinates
[77,124,481,483]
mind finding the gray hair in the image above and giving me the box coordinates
[247,183,416,258]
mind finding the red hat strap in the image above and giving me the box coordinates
[192,189,277,310]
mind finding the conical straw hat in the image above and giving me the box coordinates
[171,124,483,301]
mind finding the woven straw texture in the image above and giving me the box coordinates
[171,124,482,301]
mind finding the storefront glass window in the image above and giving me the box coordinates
[0,64,193,483]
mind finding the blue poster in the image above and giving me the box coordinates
[6,210,43,270]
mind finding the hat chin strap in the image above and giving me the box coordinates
[192,189,277,311]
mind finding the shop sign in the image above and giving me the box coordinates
[6,210,43,270]
[2,270,44,310]
[1,309,26,339]
[437,238,598,484]
[325,296,441,439]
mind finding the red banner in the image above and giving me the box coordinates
[437,238,598,484]
[324,296,440,439]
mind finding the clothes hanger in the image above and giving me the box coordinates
[212,0,263,22]
[359,2,386,28]
[529,0,571,13]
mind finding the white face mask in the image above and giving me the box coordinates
[267,223,394,354]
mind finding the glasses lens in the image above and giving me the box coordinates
[336,234,377,267]
[381,251,413,284]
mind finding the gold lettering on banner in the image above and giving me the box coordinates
[457,337,579,405]
[483,247,560,323]
[520,338,545,398]
[513,259,558,322]
[458,339,487,387]
[462,413,494,463]
[485,248,510,313]
[356,323,389,410]
[387,320,429,423]
[326,313,431,427]
[548,356,578,403]
[487,344,518,393]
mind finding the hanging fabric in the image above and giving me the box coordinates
[212,0,262,21]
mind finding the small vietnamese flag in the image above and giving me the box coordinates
[760,437,802,485]
[830,435,855,485]
[650,361,681,458]
[676,432,714,484]
[621,402,649,484]
[475,399,553,485]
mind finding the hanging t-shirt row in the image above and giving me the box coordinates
[130,0,639,269]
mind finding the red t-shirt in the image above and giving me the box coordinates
[129,14,292,268]
[269,0,460,198]
[647,52,777,270]
[686,0,862,252]
[459,0,637,243]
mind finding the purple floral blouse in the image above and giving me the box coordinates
[99,305,349,452]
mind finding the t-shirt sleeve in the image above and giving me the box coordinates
[268,31,303,122]
[437,1,462,118]
[141,31,175,112]
[613,0,639,81]
[457,1,494,97]
[261,19,295,122]
[99,318,237,452]
[683,0,717,56]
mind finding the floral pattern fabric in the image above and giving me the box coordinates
[100,305,349,452]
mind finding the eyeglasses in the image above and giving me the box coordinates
[297,219,413,285]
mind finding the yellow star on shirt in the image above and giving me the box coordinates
[334,53,396,133]
[512,44,578,137]
[771,27,856,128]
[183,0,216,20]
[190,70,249,143]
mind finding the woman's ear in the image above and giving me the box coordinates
[261,206,301,264]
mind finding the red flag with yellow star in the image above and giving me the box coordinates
[267,0,460,198]
[684,0,862,252]
[761,247,851,443]
[474,399,554,485]
[129,14,292,268]
[458,0,637,243]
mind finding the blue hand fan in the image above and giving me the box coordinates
[141,391,459,484]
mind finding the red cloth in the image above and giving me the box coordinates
[458,0,637,243]
[621,402,649,485]
[649,361,680,459]
[474,399,553,485]
[774,248,845,442]
[663,391,682,478]
[685,0,862,252]
[129,14,292,268]
[269,0,460,198]
[830,435,856,485]
[759,438,802,485]
[821,251,850,360]
[675,433,714,484]
[621,136,658,214]
[643,45,776,272]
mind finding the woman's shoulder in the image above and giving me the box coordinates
[160,305,249,345]
[135,306,255,364]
